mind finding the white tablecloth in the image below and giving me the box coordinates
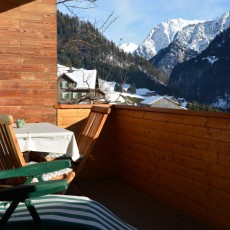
[14,122,79,161]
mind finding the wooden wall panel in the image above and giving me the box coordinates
[0,0,57,124]
[112,106,230,229]
[57,108,91,129]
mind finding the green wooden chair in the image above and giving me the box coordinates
[0,161,136,230]
[0,162,69,228]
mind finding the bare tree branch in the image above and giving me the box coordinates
[57,0,96,5]
[57,0,123,104]
[58,0,97,16]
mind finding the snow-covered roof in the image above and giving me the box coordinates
[58,64,97,90]
[140,96,163,105]
[58,64,71,76]
[141,96,187,110]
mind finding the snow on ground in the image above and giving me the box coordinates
[211,97,228,110]
[119,42,138,54]
[136,88,152,96]
[121,92,144,99]
[99,79,116,93]
[99,78,188,107]
[101,80,144,104]
[105,92,125,103]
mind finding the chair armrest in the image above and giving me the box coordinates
[0,160,71,180]
[0,180,68,201]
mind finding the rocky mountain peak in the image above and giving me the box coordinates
[150,11,230,77]
[134,18,202,60]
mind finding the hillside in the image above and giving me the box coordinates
[169,27,230,111]
[57,11,173,96]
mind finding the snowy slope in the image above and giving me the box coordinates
[119,42,138,54]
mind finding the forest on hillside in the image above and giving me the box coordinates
[169,26,230,111]
[57,11,174,96]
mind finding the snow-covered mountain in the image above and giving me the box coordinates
[150,11,230,76]
[176,11,230,53]
[134,18,203,60]
[119,42,138,54]
[134,11,230,66]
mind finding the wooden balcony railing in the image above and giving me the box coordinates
[55,104,230,229]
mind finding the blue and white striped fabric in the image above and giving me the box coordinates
[0,195,136,230]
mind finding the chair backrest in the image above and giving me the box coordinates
[0,114,26,185]
[75,105,111,174]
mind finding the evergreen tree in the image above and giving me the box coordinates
[128,83,136,94]
[114,83,123,92]
[187,101,221,112]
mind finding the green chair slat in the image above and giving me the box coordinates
[0,180,68,201]
[0,160,71,179]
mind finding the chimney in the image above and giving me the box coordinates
[68,66,74,73]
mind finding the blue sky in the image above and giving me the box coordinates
[59,0,230,45]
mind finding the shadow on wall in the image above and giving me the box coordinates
[66,118,87,137]
[0,0,35,13]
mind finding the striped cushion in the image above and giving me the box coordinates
[0,195,136,230]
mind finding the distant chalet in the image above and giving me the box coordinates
[58,64,105,104]
[140,96,186,110]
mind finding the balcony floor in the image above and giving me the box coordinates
[66,179,213,230]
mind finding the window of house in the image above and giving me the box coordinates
[72,93,78,99]
[70,82,77,89]
[72,92,84,99]
[61,92,71,99]
[60,81,68,89]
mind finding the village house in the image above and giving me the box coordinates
[140,96,186,109]
[58,64,105,104]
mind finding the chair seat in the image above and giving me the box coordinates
[0,194,136,230]
[38,152,71,159]
[29,151,73,163]
[26,162,73,181]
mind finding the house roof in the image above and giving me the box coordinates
[140,96,187,109]
[58,64,97,90]
[140,96,163,105]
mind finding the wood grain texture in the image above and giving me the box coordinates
[55,105,230,229]
[0,0,57,124]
